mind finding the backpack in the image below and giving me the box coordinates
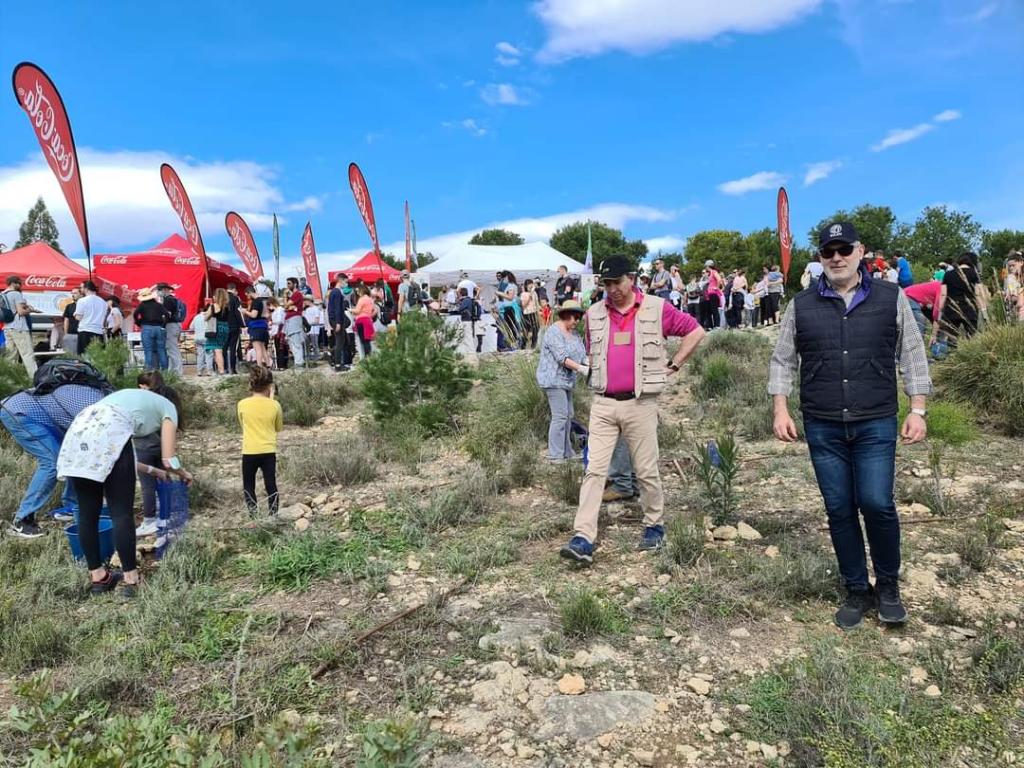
[470,300,482,322]
[407,282,422,307]
[29,359,114,397]
[172,296,186,323]
[0,291,15,324]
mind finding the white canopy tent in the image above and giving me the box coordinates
[417,242,586,303]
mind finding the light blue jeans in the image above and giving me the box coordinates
[0,410,75,521]
[544,387,575,459]
[141,325,168,370]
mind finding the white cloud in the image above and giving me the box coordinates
[803,160,842,186]
[870,122,933,151]
[315,202,675,271]
[481,83,530,106]
[644,235,686,253]
[534,0,822,62]
[716,171,786,196]
[933,109,962,123]
[0,148,310,256]
[460,119,487,137]
[495,41,522,65]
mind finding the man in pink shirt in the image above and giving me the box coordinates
[561,255,705,565]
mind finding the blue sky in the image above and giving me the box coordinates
[1,0,1021,276]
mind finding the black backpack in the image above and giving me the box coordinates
[29,359,114,397]
[0,292,15,324]
[470,300,482,322]
[407,282,422,307]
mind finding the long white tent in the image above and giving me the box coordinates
[418,242,586,303]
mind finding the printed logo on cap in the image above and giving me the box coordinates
[829,224,844,238]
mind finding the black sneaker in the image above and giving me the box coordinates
[876,579,908,625]
[10,517,44,539]
[834,587,876,631]
[89,570,123,595]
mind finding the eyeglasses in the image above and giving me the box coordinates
[821,244,856,259]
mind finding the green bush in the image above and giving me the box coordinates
[254,533,375,591]
[280,439,378,488]
[277,372,357,427]
[361,312,472,433]
[357,716,431,768]
[972,626,1024,694]
[934,325,1024,436]
[465,355,552,464]
[0,354,31,398]
[82,338,134,390]
[897,397,977,446]
[560,588,630,639]
[662,514,705,569]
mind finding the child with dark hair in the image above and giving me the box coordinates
[135,370,184,537]
[237,366,283,517]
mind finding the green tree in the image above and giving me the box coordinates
[981,229,1024,277]
[903,206,983,272]
[469,228,524,246]
[14,197,62,253]
[378,251,437,272]
[682,230,746,276]
[549,221,648,273]
[809,204,899,254]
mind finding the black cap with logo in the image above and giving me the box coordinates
[599,255,634,280]
[818,221,859,248]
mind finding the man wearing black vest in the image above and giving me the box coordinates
[769,222,931,631]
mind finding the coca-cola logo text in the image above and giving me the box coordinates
[99,255,128,265]
[164,179,201,249]
[228,219,261,276]
[301,230,318,277]
[778,195,792,251]
[17,80,76,184]
[174,256,201,266]
[24,274,69,288]
[349,170,379,248]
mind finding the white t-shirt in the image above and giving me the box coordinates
[270,307,285,335]
[303,306,322,329]
[3,289,29,331]
[75,293,108,334]
[457,279,478,297]
[106,307,123,332]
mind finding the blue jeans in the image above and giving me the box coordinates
[804,415,900,591]
[609,435,637,495]
[544,388,574,459]
[141,325,168,370]
[0,410,76,521]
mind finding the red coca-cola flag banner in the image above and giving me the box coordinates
[160,163,210,293]
[348,163,379,253]
[12,62,91,268]
[301,222,323,301]
[225,212,264,281]
[404,200,412,273]
[777,186,793,279]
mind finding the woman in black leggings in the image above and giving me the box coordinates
[57,387,192,597]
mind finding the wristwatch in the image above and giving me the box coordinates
[910,408,927,418]
[668,361,680,372]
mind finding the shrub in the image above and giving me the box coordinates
[560,588,630,639]
[277,372,356,427]
[546,461,582,506]
[82,337,134,389]
[0,354,31,399]
[465,355,554,460]
[934,324,1024,436]
[694,434,740,526]
[897,397,977,446]
[972,626,1024,694]
[361,312,472,433]
[357,716,431,768]
[401,470,495,534]
[662,514,705,569]
[441,538,519,579]
[281,439,378,488]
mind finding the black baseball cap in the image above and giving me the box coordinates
[599,255,634,280]
[819,222,858,248]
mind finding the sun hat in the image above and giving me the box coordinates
[557,300,584,318]
[137,287,157,301]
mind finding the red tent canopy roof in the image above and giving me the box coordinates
[0,241,136,304]
[327,251,402,286]
[99,233,252,284]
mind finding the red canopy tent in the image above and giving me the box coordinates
[0,241,137,312]
[328,251,402,287]
[95,234,252,325]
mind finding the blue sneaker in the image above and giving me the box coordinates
[560,536,594,565]
[50,507,76,523]
[638,525,665,551]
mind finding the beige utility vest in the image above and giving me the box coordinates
[588,294,667,397]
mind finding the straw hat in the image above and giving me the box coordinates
[137,287,157,301]
[557,300,584,318]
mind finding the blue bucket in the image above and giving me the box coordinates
[65,518,116,563]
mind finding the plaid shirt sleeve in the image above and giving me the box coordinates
[896,290,933,397]
[767,301,798,396]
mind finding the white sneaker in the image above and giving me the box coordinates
[135,518,159,537]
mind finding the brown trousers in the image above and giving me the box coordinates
[574,395,663,543]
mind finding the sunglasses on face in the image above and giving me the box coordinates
[822,244,856,259]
